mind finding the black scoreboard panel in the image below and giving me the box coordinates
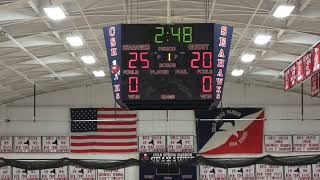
[104,24,233,110]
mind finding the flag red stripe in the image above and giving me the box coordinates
[97,108,131,111]
[97,128,136,132]
[71,142,137,146]
[97,114,137,119]
[71,149,136,153]
[71,135,136,139]
[97,121,136,125]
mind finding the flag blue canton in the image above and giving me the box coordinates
[71,108,97,132]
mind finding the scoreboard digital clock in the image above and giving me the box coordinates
[103,23,233,110]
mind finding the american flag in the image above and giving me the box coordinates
[70,108,137,153]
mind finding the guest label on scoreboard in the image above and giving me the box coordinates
[200,166,226,180]
[138,136,166,152]
[14,136,41,152]
[0,137,13,152]
[228,165,255,180]
[256,164,283,180]
[167,135,194,152]
[97,168,125,180]
[42,136,70,152]
[265,135,293,152]
[0,166,11,180]
[293,135,320,152]
[13,167,40,180]
[69,166,96,180]
[312,163,320,179]
[284,165,312,180]
[41,167,68,180]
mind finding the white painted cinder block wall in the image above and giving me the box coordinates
[0,82,319,180]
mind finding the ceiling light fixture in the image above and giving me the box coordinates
[254,34,272,45]
[241,53,256,63]
[43,7,66,20]
[93,70,105,77]
[81,55,96,64]
[66,35,83,47]
[231,69,244,77]
[273,5,295,18]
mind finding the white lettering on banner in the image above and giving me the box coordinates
[0,137,13,152]
[313,47,319,72]
[97,169,125,180]
[285,165,312,180]
[265,135,293,152]
[14,136,41,153]
[293,135,320,152]
[110,37,116,47]
[0,166,11,180]
[256,164,283,180]
[216,78,223,86]
[41,167,68,180]
[13,167,40,180]
[200,166,226,180]
[167,135,194,152]
[69,166,96,180]
[228,165,255,180]
[216,86,221,93]
[139,136,166,152]
[42,136,69,153]
[218,49,225,58]
[220,26,228,36]
[217,69,223,77]
[111,48,118,56]
[217,59,225,68]
[219,37,227,47]
[109,27,115,37]
[313,163,320,179]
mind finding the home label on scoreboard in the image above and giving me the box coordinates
[264,135,293,152]
[103,23,233,110]
[200,166,226,180]
[167,135,194,152]
[14,136,41,152]
[0,136,13,152]
[228,165,255,180]
[0,166,11,180]
[255,164,283,180]
[13,167,40,180]
[97,168,125,180]
[69,166,96,180]
[138,135,166,152]
[41,167,68,180]
[42,136,70,153]
[293,135,320,152]
[284,165,312,180]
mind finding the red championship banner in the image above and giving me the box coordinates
[97,168,125,180]
[313,163,320,179]
[138,136,166,152]
[0,166,11,180]
[0,137,13,152]
[200,166,226,180]
[69,166,96,180]
[284,165,312,180]
[167,135,194,152]
[42,136,70,153]
[289,63,297,88]
[41,167,68,180]
[256,164,283,180]
[228,165,255,180]
[13,167,40,180]
[14,136,41,152]
[296,58,305,83]
[293,135,320,152]
[284,69,291,91]
[303,52,313,79]
[265,135,293,152]
[311,73,319,96]
[312,43,320,73]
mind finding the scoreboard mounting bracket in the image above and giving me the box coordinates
[103,23,233,110]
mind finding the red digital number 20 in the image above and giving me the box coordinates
[191,51,212,69]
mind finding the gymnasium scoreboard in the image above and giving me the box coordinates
[103,24,233,109]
